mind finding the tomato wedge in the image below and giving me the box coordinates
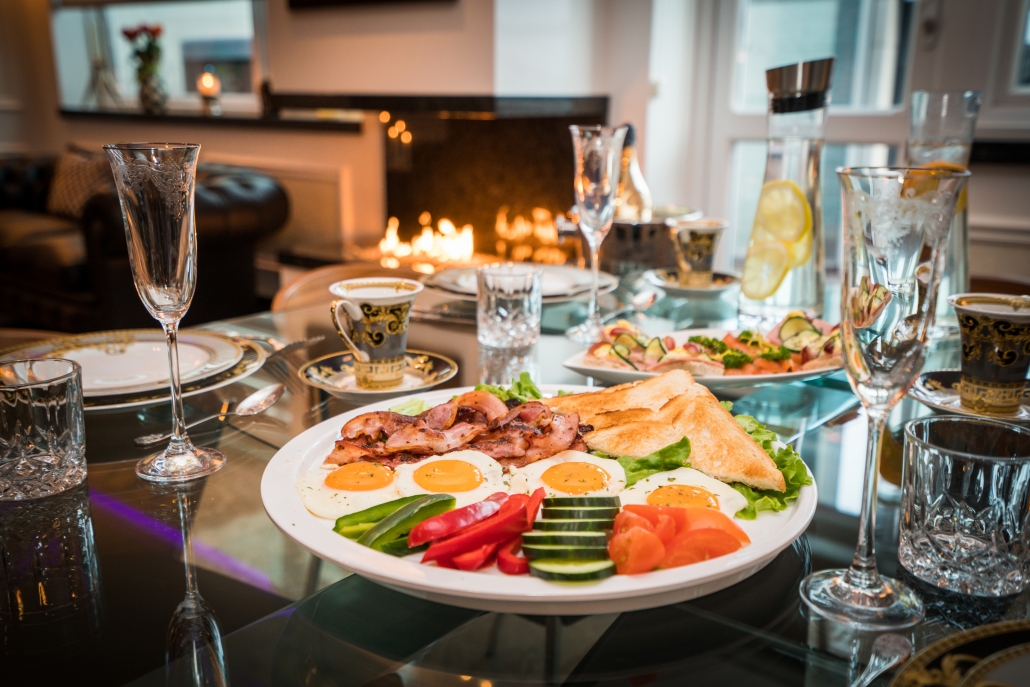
[622,504,687,534]
[608,526,665,575]
[679,507,750,546]
[652,515,676,544]
[614,511,653,535]
[658,528,741,569]
[497,535,529,575]
[408,492,507,547]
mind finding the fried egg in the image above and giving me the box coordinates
[618,467,748,518]
[295,461,400,519]
[394,450,506,508]
[509,451,626,497]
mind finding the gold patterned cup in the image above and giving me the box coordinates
[669,218,727,287]
[949,293,1030,415]
[329,278,423,389]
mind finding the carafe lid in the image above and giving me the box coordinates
[766,57,834,113]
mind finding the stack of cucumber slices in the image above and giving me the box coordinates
[526,496,617,582]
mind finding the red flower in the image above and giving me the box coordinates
[149,25,163,38]
[122,27,140,41]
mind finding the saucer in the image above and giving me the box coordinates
[299,349,458,404]
[644,270,740,299]
[909,370,1030,421]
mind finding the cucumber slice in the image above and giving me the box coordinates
[777,315,819,342]
[522,531,608,546]
[541,507,620,520]
[781,329,822,352]
[613,333,643,350]
[611,344,637,369]
[542,496,620,508]
[529,559,616,582]
[522,544,609,561]
[643,337,667,363]
[534,519,614,531]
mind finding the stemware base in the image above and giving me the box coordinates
[136,446,226,483]
[800,568,925,630]
[565,316,603,344]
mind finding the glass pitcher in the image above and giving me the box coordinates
[739,58,834,329]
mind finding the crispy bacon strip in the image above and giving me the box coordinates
[340,411,415,441]
[383,421,486,454]
[453,390,509,423]
[491,401,552,430]
[419,401,458,430]
[468,423,538,459]
[524,412,579,463]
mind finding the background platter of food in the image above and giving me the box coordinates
[261,374,817,614]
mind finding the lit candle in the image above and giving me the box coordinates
[196,72,221,98]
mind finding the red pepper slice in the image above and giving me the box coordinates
[451,541,501,571]
[408,492,507,547]
[500,493,529,514]
[497,535,529,575]
[525,488,546,527]
[422,504,528,564]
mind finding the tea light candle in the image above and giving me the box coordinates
[196,72,221,98]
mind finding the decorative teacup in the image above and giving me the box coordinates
[669,218,727,287]
[329,278,424,389]
[949,293,1030,415]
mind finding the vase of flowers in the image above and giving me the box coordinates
[122,24,166,115]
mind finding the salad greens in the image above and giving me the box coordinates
[688,335,727,354]
[388,398,431,416]
[615,438,692,487]
[758,345,792,361]
[730,415,812,520]
[475,372,543,404]
[721,350,753,369]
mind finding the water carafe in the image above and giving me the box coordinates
[739,58,834,328]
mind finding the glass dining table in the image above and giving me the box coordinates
[3,282,1027,687]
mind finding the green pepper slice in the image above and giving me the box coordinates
[333,495,426,536]
[357,494,456,551]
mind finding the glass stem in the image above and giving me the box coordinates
[844,406,889,590]
[177,490,200,601]
[163,320,190,449]
[588,238,600,322]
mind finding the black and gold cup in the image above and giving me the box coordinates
[330,278,423,389]
[949,293,1030,415]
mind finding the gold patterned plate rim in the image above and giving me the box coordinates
[909,369,1030,422]
[82,339,267,412]
[890,619,1030,687]
[0,329,244,397]
[644,269,740,298]
[298,349,459,402]
[423,266,619,303]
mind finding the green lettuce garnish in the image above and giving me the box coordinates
[616,438,691,487]
[730,415,812,520]
[388,398,430,416]
[475,372,543,404]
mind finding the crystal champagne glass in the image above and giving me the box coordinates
[566,125,627,344]
[800,166,969,628]
[104,143,225,482]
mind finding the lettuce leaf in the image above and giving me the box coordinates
[388,398,430,416]
[730,415,812,520]
[616,437,691,487]
[475,372,543,404]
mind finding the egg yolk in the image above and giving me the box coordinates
[647,484,719,509]
[413,460,483,493]
[541,462,610,495]
[325,462,394,491]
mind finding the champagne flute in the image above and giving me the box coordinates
[565,125,627,344]
[800,166,969,628]
[104,143,225,483]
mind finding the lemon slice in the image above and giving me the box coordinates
[787,227,812,268]
[753,180,812,243]
[741,241,790,300]
[917,160,968,213]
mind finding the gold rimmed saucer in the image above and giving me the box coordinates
[909,370,1030,421]
[299,349,458,404]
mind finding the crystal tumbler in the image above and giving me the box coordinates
[900,416,1030,596]
[477,263,543,349]
[0,359,86,500]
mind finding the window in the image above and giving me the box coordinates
[51,0,257,113]
[1016,0,1030,91]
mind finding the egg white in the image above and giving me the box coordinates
[295,468,401,520]
[508,450,626,497]
[618,467,748,518]
[394,450,507,508]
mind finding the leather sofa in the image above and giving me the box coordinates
[0,157,289,331]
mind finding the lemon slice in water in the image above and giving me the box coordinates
[754,180,812,243]
[741,241,790,300]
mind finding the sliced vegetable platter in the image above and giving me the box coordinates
[261,385,818,614]
[563,328,842,390]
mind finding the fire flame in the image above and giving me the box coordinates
[378,216,474,270]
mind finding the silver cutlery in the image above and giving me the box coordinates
[848,634,912,687]
[135,384,285,446]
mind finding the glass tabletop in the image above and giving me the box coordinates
[2,289,1027,687]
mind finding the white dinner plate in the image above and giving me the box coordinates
[260,385,818,614]
[562,328,843,390]
[0,330,244,397]
[424,265,619,304]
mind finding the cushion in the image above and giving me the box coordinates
[0,209,86,269]
[46,149,114,220]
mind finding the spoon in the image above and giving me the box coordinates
[135,384,286,446]
[848,634,913,687]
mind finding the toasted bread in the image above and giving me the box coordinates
[547,371,786,492]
